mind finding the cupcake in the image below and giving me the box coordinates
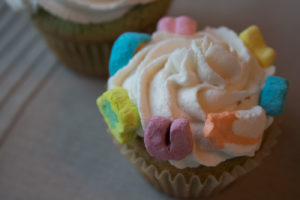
[96,16,289,198]
[5,0,172,77]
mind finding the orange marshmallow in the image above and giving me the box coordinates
[203,112,261,149]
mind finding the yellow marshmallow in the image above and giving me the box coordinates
[239,25,276,67]
[97,88,140,144]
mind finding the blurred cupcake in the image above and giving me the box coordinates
[5,0,172,77]
[96,16,289,198]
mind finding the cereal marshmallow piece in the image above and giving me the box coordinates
[239,25,276,67]
[144,116,193,161]
[203,107,266,149]
[97,88,141,144]
[157,16,197,35]
[109,32,151,76]
[259,76,289,116]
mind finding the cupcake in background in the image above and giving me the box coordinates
[5,0,172,77]
[96,16,289,198]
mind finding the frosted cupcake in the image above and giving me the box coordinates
[5,0,172,77]
[96,16,289,198]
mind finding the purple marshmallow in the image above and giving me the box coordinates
[169,118,193,160]
[144,116,193,161]
[144,116,172,160]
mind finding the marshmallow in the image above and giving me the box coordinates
[144,116,193,161]
[157,17,175,33]
[97,88,140,144]
[134,42,148,55]
[157,16,197,35]
[109,32,151,76]
[203,107,265,149]
[259,76,289,116]
[239,25,276,67]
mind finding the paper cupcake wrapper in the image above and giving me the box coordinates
[114,121,281,199]
[33,31,112,77]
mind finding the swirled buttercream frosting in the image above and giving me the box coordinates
[108,26,275,168]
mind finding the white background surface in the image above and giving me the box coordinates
[0,0,299,199]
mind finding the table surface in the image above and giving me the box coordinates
[0,0,299,199]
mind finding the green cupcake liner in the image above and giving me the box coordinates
[40,35,112,76]
[30,0,172,77]
[113,120,281,199]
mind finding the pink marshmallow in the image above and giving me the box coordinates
[175,16,198,35]
[169,118,193,160]
[157,17,176,33]
[144,116,171,160]
[144,116,193,161]
[157,16,198,35]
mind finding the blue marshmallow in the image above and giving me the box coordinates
[109,32,151,76]
[259,76,289,116]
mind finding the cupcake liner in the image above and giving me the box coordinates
[114,121,281,199]
[37,33,112,77]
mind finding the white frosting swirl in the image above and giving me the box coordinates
[6,0,155,23]
[108,27,275,168]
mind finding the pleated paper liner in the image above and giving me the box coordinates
[29,0,172,77]
[113,120,281,199]
[36,34,112,77]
